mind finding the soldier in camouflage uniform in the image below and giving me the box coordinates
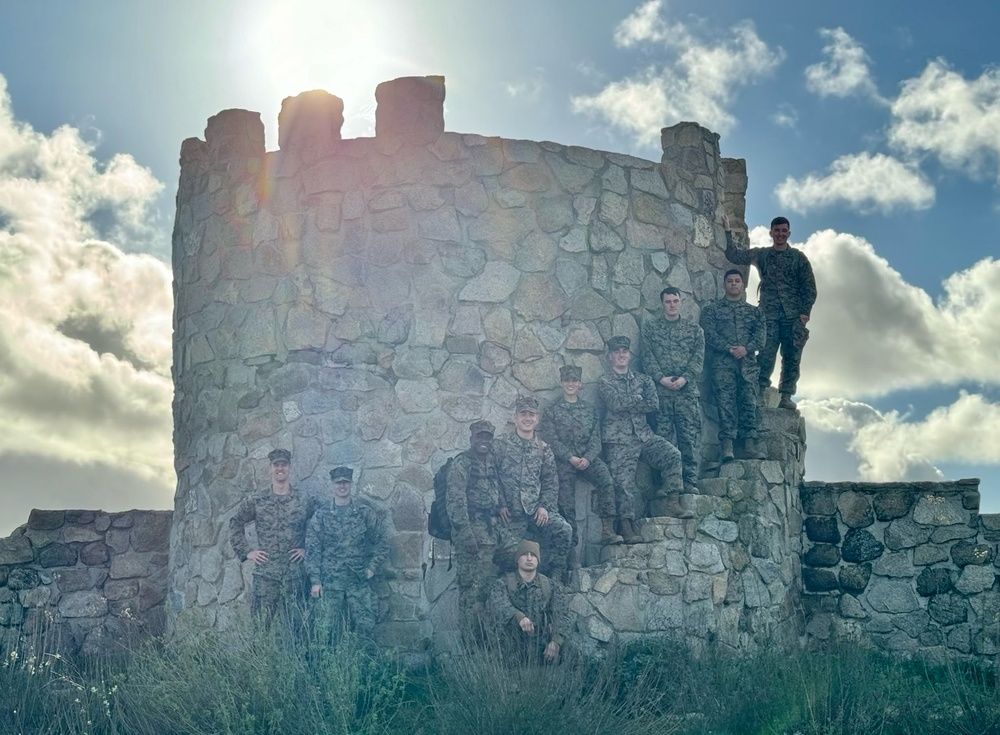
[305,466,389,641]
[599,336,688,542]
[723,215,817,410]
[229,448,316,626]
[538,365,622,568]
[640,287,705,493]
[493,396,573,580]
[446,420,504,644]
[486,540,568,664]
[700,269,767,462]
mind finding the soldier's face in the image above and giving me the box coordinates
[610,347,631,371]
[724,273,745,298]
[514,409,539,433]
[332,479,352,500]
[770,223,790,246]
[471,431,494,456]
[561,378,581,397]
[661,293,681,319]
[269,460,290,483]
[517,551,538,572]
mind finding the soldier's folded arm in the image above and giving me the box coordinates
[640,376,660,413]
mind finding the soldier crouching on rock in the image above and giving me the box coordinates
[305,466,389,642]
[486,540,568,665]
[229,448,316,630]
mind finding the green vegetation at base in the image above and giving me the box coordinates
[3,617,999,735]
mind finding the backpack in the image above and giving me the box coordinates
[427,456,456,541]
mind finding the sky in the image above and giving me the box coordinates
[1,0,999,534]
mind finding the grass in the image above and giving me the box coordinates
[2,617,999,735]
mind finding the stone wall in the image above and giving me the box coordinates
[800,480,1000,662]
[168,75,751,645]
[0,509,170,655]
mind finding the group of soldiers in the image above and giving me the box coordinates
[228,215,817,661]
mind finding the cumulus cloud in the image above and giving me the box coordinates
[744,227,1000,399]
[771,103,799,130]
[774,152,935,214]
[889,59,1000,178]
[571,0,784,145]
[0,73,174,530]
[804,27,883,102]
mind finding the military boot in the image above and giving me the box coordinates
[721,438,735,463]
[619,518,641,544]
[664,494,695,519]
[778,393,797,410]
[740,437,765,460]
[600,517,624,545]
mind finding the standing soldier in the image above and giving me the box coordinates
[723,214,817,410]
[599,336,689,543]
[445,420,504,644]
[538,365,622,571]
[229,448,315,626]
[486,540,568,665]
[305,466,389,641]
[641,287,705,494]
[493,396,573,580]
[701,269,767,462]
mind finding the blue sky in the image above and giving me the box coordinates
[0,0,998,532]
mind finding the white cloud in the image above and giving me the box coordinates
[889,59,1000,178]
[771,103,798,130]
[0,74,174,512]
[572,2,784,145]
[774,152,934,214]
[744,227,1000,399]
[505,68,547,101]
[804,27,883,102]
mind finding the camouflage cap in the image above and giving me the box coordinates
[329,466,353,482]
[515,539,541,564]
[514,395,539,412]
[606,335,631,351]
[268,448,292,464]
[469,420,495,436]
[559,365,582,381]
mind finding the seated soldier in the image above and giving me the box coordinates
[486,540,567,665]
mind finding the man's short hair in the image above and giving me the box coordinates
[724,268,743,281]
[770,216,790,228]
[660,287,681,301]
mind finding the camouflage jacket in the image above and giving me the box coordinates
[700,297,767,365]
[487,572,568,645]
[725,231,817,320]
[445,450,501,532]
[304,500,389,589]
[598,370,659,444]
[229,487,316,580]
[537,398,602,464]
[492,433,559,514]
[640,316,705,396]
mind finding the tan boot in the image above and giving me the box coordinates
[619,518,640,544]
[721,438,735,462]
[664,494,695,519]
[740,437,765,460]
[600,517,624,545]
[778,393,797,410]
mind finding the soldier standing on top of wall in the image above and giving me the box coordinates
[229,448,316,628]
[640,287,705,494]
[700,269,767,462]
[599,336,690,545]
[538,365,623,571]
[305,467,389,642]
[493,396,573,581]
[723,214,817,410]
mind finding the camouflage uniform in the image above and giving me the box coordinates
[445,448,503,642]
[598,368,683,520]
[700,296,767,441]
[640,315,705,490]
[304,499,389,640]
[537,396,616,542]
[229,487,316,620]
[492,433,573,576]
[486,570,568,664]
[725,230,817,396]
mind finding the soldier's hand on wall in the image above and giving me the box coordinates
[519,616,535,634]
[289,548,305,563]
[499,507,510,523]
[311,584,322,598]
[247,549,268,564]
[544,641,560,662]
[722,214,731,231]
[534,506,550,526]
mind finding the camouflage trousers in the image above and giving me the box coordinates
[251,573,307,634]
[759,317,809,396]
[453,522,500,644]
[555,458,617,542]
[655,388,702,490]
[314,584,378,641]
[712,358,760,440]
[498,510,573,577]
[605,437,683,521]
